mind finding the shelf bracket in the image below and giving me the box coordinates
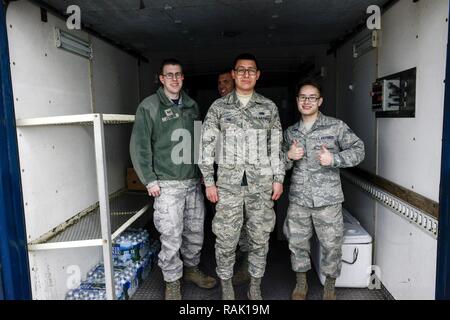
[93,114,115,300]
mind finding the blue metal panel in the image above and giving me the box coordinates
[0,4,32,299]
[436,2,450,300]
[0,264,4,300]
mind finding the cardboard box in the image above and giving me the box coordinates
[127,168,147,191]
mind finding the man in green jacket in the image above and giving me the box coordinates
[130,58,216,300]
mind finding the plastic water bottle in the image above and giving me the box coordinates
[120,236,133,264]
[132,236,139,261]
[65,289,75,300]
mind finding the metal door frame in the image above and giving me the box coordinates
[436,0,450,301]
[0,3,32,300]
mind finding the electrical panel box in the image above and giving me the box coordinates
[372,79,401,111]
[371,68,416,118]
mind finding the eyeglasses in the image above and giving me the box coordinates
[234,67,258,77]
[162,72,183,80]
[298,95,321,103]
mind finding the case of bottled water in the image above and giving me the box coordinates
[112,229,150,266]
[65,230,160,300]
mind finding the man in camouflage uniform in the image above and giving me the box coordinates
[130,58,217,300]
[217,70,250,286]
[283,80,365,300]
[200,53,285,300]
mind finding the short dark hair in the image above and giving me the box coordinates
[233,53,259,70]
[218,69,232,77]
[159,58,183,75]
[296,79,322,96]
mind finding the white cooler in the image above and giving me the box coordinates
[311,209,372,288]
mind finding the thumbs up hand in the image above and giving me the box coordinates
[318,144,333,166]
[287,140,305,161]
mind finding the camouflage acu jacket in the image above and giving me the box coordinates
[199,91,285,193]
[283,112,365,207]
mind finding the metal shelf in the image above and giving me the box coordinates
[19,113,137,300]
[16,113,134,127]
[28,191,152,251]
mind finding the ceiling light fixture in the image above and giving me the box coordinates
[164,4,173,10]
[274,0,283,4]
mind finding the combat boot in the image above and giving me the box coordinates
[232,253,250,286]
[247,276,262,300]
[323,276,337,300]
[165,280,181,300]
[183,266,217,289]
[292,272,308,300]
[221,279,235,300]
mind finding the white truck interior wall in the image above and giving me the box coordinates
[316,53,337,118]
[15,126,98,242]
[378,0,447,202]
[374,0,446,299]
[28,248,102,300]
[8,1,142,299]
[336,41,355,136]
[335,33,378,236]
[9,1,141,240]
[336,33,378,174]
[376,204,437,300]
[91,37,139,115]
[8,2,91,119]
[8,1,97,241]
[335,0,446,299]
[90,36,139,193]
[341,180,376,237]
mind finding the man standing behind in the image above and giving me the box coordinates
[283,80,365,300]
[130,58,217,300]
[217,70,250,286]
[217,70,234,97]
[200,53,285,300]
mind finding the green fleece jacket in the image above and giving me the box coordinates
[130,87,201,187]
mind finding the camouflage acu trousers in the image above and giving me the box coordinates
[283,203,344,278]
[153,181,205,282]
[211,204,249,252]
[213,186,275,280]
[238,210,250,253]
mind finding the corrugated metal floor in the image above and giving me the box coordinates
[132,208,391,300]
